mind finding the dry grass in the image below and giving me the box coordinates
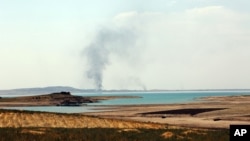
[21,129,45,135]
[161,131,174,138]
[0,110,165,129]
[182,129,207,135]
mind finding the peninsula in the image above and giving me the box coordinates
[0,92,140,107]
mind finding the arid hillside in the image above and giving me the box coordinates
[0,109,164,129]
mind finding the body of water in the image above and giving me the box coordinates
[2,90,250,113]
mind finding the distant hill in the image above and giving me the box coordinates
[0,86,94,95]
[1,86,249,95]
[0,86,149,95]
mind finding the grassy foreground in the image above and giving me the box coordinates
[0,109,164,129]
[0,127,229,141]
[0,109,230,140]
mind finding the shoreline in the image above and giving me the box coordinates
[83,95,250,129]
[0,92,141,107]
[0,94,250,129]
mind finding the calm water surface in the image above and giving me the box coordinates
[2,91,250,113]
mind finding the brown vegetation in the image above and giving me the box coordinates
[0,127,229,141]
[161,131,174,138]
[0,109,164,129]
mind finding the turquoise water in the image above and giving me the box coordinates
[78,91,250,105]
[4,106,96,113]
[2,90,250,113]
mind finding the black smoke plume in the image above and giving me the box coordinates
[84,27,136,91]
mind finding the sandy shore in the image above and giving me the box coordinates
[83,95,250,129]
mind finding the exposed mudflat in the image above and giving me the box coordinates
[0,95,250,129]
[83,95,250,129]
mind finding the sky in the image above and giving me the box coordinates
[1,0,250,90]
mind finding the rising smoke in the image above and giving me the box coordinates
[84,27,137,91]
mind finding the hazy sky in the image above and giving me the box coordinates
[1,0,250,90]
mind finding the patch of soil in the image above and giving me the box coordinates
[141,108,227,116]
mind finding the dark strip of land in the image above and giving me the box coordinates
[141,108,227,116]
[0,92,141,107]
